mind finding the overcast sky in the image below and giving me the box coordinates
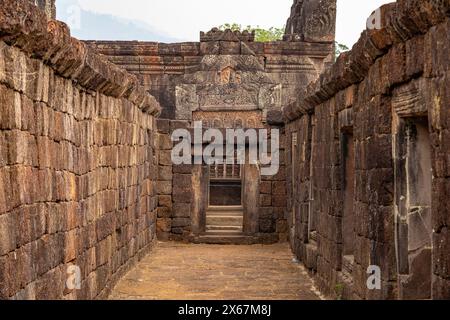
[56,0,393,47]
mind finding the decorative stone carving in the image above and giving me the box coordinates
[284,0,337,42]
[175,84,199,120]
[219,66,241,84]
[175,54,283,121]
[200,28,255,42]
[192,111,264,129]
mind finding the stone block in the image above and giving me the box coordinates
[157,218,172,233]
[157,207,171,218]
[259,207,274,220]
[158,165,172,181]
[272,194,287,208]
[259,219,275,233]
[260,194,272,207]
[266,110,284,125]
[272,181,287,195]
[276,220,288,233]
[157,181,172,195]
[159,134,173,150]
[156,119,170,134]
[173,174,191,188]
[64,229,78,263]
[172,186,192,203]
[158,195,172,209]
[172,218,190,228]
[35,267,63,300]
[260,181,272,194]
[173,164,193,174]
[0,212,16,256]
[173,203,191,218]
[170,120,189,131]
[0,85,21,130]
[159,150,172,166]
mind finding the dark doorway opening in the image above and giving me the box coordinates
[209,180,242,206]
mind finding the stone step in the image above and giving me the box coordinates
[203,230,244,236]
[206,225,243,231]
[208,206,243,212]
[206,210,243,216]
[206,215,243,227]
[195,235,255,245]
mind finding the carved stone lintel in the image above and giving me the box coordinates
[192,111,264,129]
[392,79,428,117]
[175,54,283,120]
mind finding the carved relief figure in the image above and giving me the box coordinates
[219,66,241,85]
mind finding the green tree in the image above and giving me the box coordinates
[335,41,350,59]
[219,24,284,42]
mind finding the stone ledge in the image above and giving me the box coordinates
[0,0,160,116]
[283,0,450,122]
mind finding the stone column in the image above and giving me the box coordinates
[30,0,56,20]
[243,164,260,235]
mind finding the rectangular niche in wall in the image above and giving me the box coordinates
[291,132,298,233]
[395,116,433,300]
[341,129,356,277]
[308,118,318,243]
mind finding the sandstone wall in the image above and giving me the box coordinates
[0,0,160,299]
[284,0,450,299]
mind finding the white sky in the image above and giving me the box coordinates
[65,0,394,47]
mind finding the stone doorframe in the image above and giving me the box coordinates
[191,163,260,236]
[392,79,433,300]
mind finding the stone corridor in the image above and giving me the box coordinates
[109,243,321,300]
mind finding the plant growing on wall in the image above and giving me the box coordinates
[219,23,284,42]
[335,41,349,59]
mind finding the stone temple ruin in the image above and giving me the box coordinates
[0,0,449,300]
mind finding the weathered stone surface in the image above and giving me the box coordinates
[109,242,320,300]
[0,0,159,300]
[284,0,337,43]
[1,0,449,302]
[285,0,450,300]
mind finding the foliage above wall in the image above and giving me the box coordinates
[219,23,284,42]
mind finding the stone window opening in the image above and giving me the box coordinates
[208,148,243,207]
[291,132,298,232]
[341,128,356,276]
[209,164,243,207]
[308,119,318,244]
[394,116,433,300]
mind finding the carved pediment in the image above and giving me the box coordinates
[200,28,255,42]
[174,54,283,120]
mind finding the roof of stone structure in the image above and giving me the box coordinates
[200,28,255,42]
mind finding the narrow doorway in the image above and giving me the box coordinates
[205,163,244,236]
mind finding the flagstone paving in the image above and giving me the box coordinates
[109,242,321,300]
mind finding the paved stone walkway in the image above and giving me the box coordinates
[109,242,321,300]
